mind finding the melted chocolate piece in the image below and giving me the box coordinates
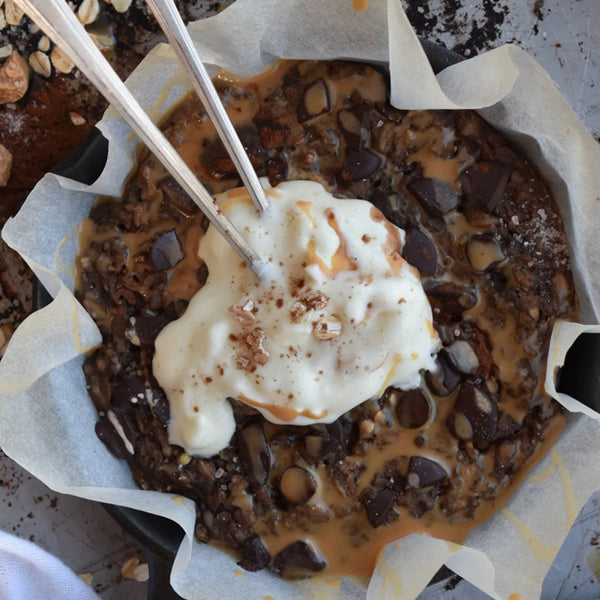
[298,78,332,122]
[237,536,271,572]
[402,228,437,275]
[407,177,460,217]
[461,160,512,212]
[159,177,199,217]
[272,541,327,579]
[340,149,381,181]
[95,412,134,460]
[364,488,397,528]
[454,383,498,449]
[238,422,271,489]
[408,456,448,487]
[392,388,431,428]
[424,282,477,324]
[150,229,184,271]
[425,350,464,396]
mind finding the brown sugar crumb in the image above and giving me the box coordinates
[361,234,372,243]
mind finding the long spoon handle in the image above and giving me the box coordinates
[16,0,264,278]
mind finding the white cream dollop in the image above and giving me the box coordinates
[153,180,439,457]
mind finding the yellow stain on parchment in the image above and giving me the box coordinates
[263,596,276,600]
[528,447,577,528]
[233,569,244,579]
[172,496,184,504]
[325,577,341,589]
[377,552,404,598]
[72,298,82,354]
[446,541,461,554]
[54,225,79,281]
[507,594,522,600]
[501,508,558,562]
[587,547,600,578]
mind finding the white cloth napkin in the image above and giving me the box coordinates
[0,529,100,600]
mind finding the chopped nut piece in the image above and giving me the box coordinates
[0,44,11,60]
[229,303,255,324]
[28,51,51,78]
[51,45,74,74]
[312,315,342,340]
[290,290,329,322]
[121,557,149,582]
[359,419,375,438]
[0,12,7,31]
[69,111,86,126]
[38,35,51,52]
[4,0,23,26]
[0,52,29,103]
[78,0,100,25]
[0,142,12,186]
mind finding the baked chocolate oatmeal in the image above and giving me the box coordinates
[75,59,577,579]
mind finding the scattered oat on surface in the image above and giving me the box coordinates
[51,45,73,74]
[28,50,51,78]
[4,0,23,27]
[121,557,149,582]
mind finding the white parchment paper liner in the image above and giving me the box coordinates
[2,0,600,598]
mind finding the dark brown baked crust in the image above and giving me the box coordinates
[76,60,577,578]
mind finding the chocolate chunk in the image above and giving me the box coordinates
[238,422,271,489]
[203,125,267,179]
[272,541,327,579]
[407,456,448,487]
[325,415,352,449]
[95,411,135,460]
[149,388,170,426]
[337,109,362,141]
[302,434,340,464]
[298,78,332,122]
[390,388,431,428]
[279,466,317,504]
[131,313,170,346]
[461,160,512,212]
[267,156,288,185]
[111,374,147,408]
[445,340,479,375]
[150,229,184,271]
[159,176,198,217]
[407,178,460,218]
[340,149,381,181]
[237,535,271,572]
[402,228,437,275]
[454,383,498,449]
[364,488,397,528]
[425,350,464,396]
[466,234,504,272]
[424,282,477,324]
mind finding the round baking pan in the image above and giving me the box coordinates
[37,40,600,599]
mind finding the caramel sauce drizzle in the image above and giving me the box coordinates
[239,393,328,422]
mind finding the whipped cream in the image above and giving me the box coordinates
[153,180,439,457]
